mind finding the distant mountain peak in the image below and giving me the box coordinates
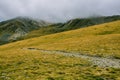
[0,17,51,44]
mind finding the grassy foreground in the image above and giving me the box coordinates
[0,49,120,80]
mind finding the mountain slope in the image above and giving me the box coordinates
[0,17,50,44]
[23,15,120,39]
[0,20,120,58]
[1,15,120,45]
[61,15,120,30]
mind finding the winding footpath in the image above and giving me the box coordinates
[23,48,120,68]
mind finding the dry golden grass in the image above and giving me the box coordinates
[0,21,120,79]
[0,20,120,58]
[0,49,120,80]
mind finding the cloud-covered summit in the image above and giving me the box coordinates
[0,0,120,22]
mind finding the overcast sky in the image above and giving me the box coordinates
[0,0,120,22]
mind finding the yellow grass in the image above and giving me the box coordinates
[0,20,120,58]
[0,21,120,79]
[0,49,120,79]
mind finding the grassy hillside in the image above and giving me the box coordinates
[0,20,120,58]
[22,23,63,39]
[0,21,120,79]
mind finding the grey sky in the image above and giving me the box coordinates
[0,0,120,22]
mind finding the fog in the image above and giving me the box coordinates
[0,0,120,22]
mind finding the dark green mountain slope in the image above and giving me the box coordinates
[23,15,120,39]
[0,17,50,44]
[60,15,120,30]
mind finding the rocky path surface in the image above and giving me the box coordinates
[23,48,120,68]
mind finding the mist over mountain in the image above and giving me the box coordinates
[0,15,120,45]
[0,17,50,44]
[0,0,120,44]
[0,0,120,22]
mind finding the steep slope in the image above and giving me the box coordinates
[0,17,50,44]
[0,20,120,58]
[23,15,120,39]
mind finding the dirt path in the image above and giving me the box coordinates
[23,48,120,68]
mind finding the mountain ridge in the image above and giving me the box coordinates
[22,15,120,39]
[0,15,120,45]
[0,17,50,44]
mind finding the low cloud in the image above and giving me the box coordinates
[0,0,120,22]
